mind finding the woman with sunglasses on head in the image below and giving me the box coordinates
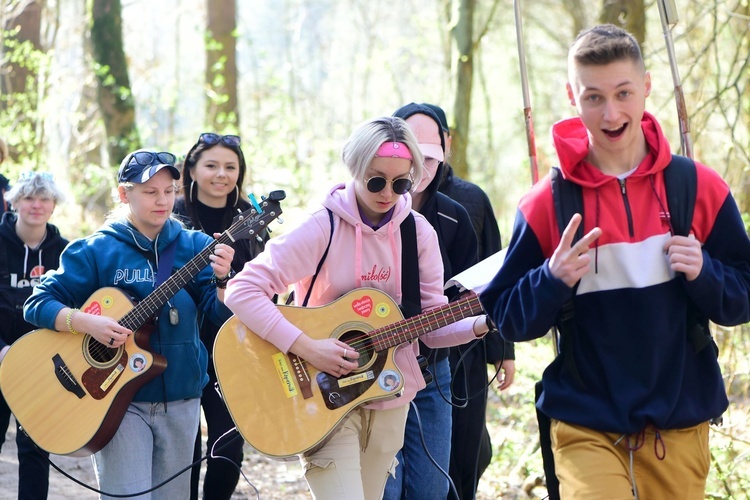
[224,116,492,500]
[173,133,266,500]
[24,149,235,499]
[0,171,68,499]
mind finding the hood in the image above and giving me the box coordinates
[321,181,413,298]
[96,217,183,255]
[551,111,673,188]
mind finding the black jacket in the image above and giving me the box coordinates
[0,211,68,348]
[439,163,514,362]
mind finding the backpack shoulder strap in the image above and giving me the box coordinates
[550,167,584,243]
[300,208,335,307]
[664,154,697,237]
[399,212,421,318]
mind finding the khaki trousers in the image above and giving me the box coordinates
[551,419,710,500]
[301,405,409,500]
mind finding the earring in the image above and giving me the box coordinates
[233,185,240,207]
[189,180,196,203]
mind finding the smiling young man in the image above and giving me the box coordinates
[480,24,750,499]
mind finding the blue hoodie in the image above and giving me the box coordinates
[24,217,231,402]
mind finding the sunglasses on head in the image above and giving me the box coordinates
[127,151,176,167]
[365,176,413,195]
[19,171,54,182]
[199,133,241,147]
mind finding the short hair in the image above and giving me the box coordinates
[6,172,65,206]
[568,24,645,79]
[341,116,424,190]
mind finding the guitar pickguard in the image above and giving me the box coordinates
[80,350,129,400]
[317,354,386,410]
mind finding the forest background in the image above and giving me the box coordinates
[1,0,749,498]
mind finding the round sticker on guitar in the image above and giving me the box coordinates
[379,370,401,392]
[130,354,146,373]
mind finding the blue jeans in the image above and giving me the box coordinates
[93,398,200,500]
[384,355,452,499]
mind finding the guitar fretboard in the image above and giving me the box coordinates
[116,197,281,331]
[371,294,484,351]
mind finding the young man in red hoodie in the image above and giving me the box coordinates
[481,24,750,499]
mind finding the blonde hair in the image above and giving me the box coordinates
[341,116,425,191]
[6,172,65,206]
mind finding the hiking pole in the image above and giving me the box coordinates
[656,0,693,159]
[513,0,539,185]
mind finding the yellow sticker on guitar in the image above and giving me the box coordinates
[273,353,299,398]
[375,302,390,318]
[102,296,114,308]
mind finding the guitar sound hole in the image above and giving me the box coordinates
[83,336,122,368]
[339,329,375,370]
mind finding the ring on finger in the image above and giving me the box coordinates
[108,337,115,346]
[343,348,348,358]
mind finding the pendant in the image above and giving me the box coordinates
[169,307,179,326]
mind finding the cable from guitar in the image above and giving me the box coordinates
[35,425,260,499]
[409,400,460,499]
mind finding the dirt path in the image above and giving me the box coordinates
[0,416,310,499]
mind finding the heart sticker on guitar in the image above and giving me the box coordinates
[85,302,102,316]
[352,296,373,317]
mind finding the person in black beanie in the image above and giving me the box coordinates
[384,103,484,500]
[424,103,516,500]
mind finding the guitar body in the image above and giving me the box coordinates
[0,287,166,456]
[214,288,409,458]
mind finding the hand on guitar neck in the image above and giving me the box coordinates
[290,333,360,378]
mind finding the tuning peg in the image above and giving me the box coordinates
[276,217,284,225]
[255,235,263,243]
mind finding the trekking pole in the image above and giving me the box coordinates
[657,0,693,159]
[513,0,539,185]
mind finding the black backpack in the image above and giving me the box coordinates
[538,155,705,499]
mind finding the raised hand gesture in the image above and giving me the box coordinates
[548,213,602,288]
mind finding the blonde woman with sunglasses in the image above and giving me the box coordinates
[224,116,492,500]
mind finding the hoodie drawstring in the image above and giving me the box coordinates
[613,424,667,499]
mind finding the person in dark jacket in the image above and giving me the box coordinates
[383,103,480,499]
[173,133,267,500]
[0,171,68,499]
[424,102,516,500]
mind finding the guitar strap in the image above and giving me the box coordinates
[155,238,178,287]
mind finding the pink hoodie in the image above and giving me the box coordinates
[224,180,480,409]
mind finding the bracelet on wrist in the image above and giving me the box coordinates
[66,308,80,335]
[212,274,231,290]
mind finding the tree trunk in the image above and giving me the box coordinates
[90,0,138,167]
[206,0,239,131]
[451,0,475,178]
[599,0,646,44]
[1,0,43,162]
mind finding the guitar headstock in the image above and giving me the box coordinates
[226,190,286,242]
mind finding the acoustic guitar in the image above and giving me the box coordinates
[213,287,483,458]
[0,191,285,457]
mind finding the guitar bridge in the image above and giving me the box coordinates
[52,354,86,399]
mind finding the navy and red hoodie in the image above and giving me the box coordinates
[480,112,750,434]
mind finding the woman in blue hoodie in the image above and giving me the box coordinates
[24,149,235,499]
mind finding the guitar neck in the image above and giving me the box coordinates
[118,233,234,331]
[372,294,484,352]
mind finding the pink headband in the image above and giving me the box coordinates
[375,142,413,161]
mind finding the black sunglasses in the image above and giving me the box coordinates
[365,176,413,195]
[199,133,241,147]
[127,151,176,167]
